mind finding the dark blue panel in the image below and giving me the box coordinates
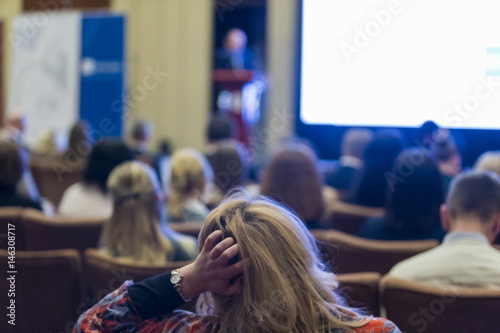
[79,14,126,139]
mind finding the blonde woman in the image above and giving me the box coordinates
[167,148,213,222]
[474,150,500,176]
[76,192,401,332]
[100,161,197,263]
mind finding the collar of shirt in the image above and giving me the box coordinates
[443,231,489,245]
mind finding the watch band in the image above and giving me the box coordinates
[171,269,191,302]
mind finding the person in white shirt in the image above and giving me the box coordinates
[58,138,133,219]
[389,170,500,288]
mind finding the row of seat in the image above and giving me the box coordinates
[1,207,441,275]
[0,207,203,254]
[28,156,381,234]
[2,247,500,333]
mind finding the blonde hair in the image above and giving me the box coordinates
[198,191,370,332]
[35,130,59,156]
[101,161,171,263]
[169,148,213,218]
[474,151,500,176]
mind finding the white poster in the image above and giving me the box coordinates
[8,12,82,148]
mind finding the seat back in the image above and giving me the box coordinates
[0,207,25,250]
[169,221,204,238]
[0,249,85,333]
[312,230,438,274]
[22,209,104,254]
[327,201,384,235]
[381,275,500,333]
[83,248,193,303]
[337,272,381,316]
[30,158,85,207]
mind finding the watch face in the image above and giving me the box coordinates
[170,272,181,284]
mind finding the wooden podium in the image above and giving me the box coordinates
[212,69,255,146]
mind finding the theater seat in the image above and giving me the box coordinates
[337,272,381,316]
[22,209,104,254]
[0,249,85,333]
[380,275,500,333]
[312,229,438,274]
[30,158,85,207]
[83,248,193,303]
[169,221,204,238]
[0,207,25,250]
[325,201,385,235]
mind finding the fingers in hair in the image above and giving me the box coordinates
[210,237,235,260]
[203,230,223,253]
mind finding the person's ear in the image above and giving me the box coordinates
[491,213,500,240]
[440,204,451,231]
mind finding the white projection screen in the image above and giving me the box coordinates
[300,0,500,129]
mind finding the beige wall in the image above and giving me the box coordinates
[0,0,23,118]
[263,0,298,152]
[112,0,299,153]
[111,0,213,152]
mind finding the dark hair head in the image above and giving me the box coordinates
[131,119,153,141]
[84,138,134,193]
[0,139,23,188]
[352,132,404,207]
[433,129,458,162]
[386,149,444,231]
[260,147,324,224]
[341,128,374,160]
[419,121,439,139]
[207,115,232,142]
[66,120,93,158]
[447,170,500,223]
[209,141,250,193]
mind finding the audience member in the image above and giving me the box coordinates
[433,129,462,191]
[474,150,500,176]
[207,140,250,205]
[100,161,197,263]
[62,120,93,167]
[0,139,42,210]
[1,111,41,202]
[58,138,133,218]
[16,142,41,202]
[33,130,59,156]
[128,119,162,183]
[1,111,26,144]
[75,192,400,333]
[418,120,439,148]
[350,132,404,207]
[358,149,446,241]
[389,170,500,288]
[205,114,235,155]
[128,119,153,154]
[157,138,173,192]
[261,147,325,229]
[325,128,373,199]
[167,148,213,222]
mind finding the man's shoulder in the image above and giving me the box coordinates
[388,245,443,277]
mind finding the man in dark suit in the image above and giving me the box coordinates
[215,28,256,70]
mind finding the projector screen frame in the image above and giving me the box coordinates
[294,0,500,166]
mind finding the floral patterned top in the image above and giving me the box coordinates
[74,281,401,333]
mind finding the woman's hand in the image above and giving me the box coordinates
[179,230,243,300]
